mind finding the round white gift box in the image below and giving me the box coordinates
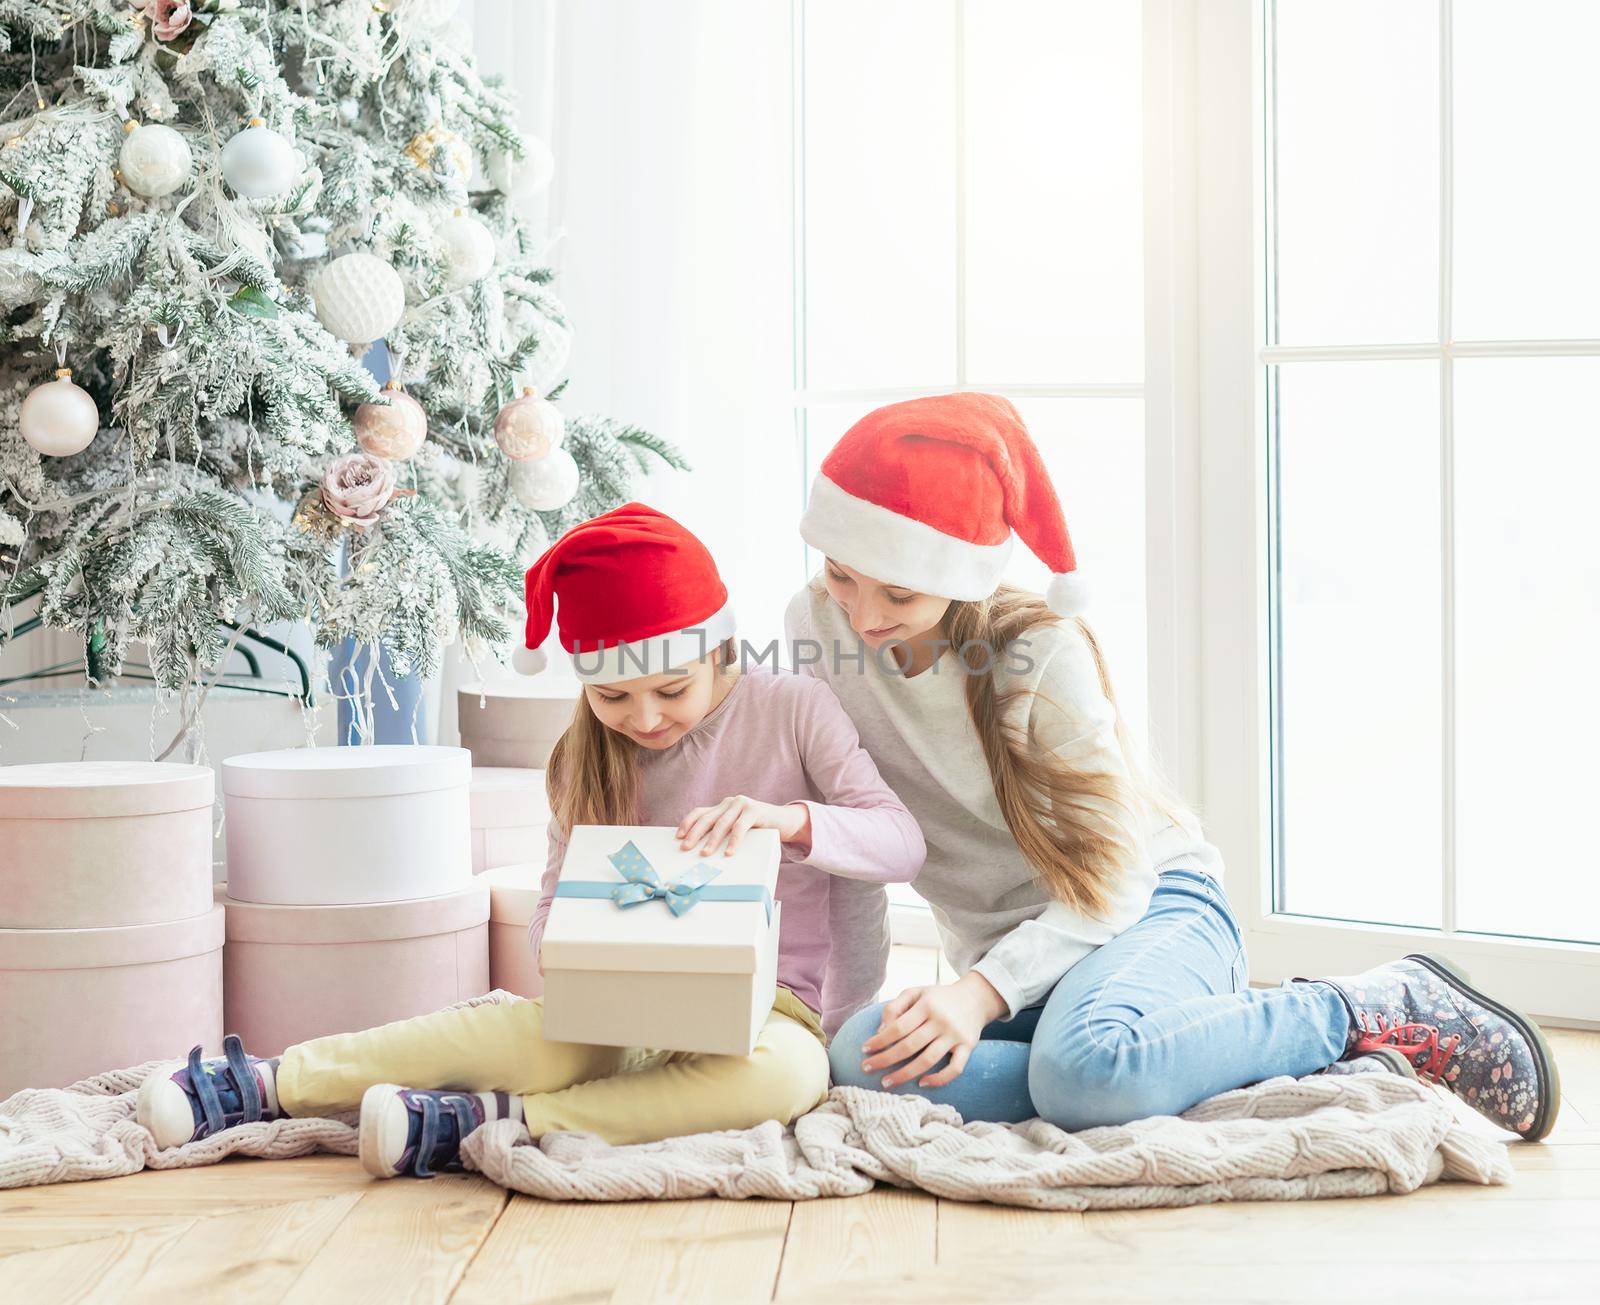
[0,904,224,1098]
[222,745,473,905]
[0,761,214,930]
[220,880,491,1057]
[470,766,550,874]
[482,862,544,998]
[457,680,578,770]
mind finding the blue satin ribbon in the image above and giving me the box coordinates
[553,839,773,922]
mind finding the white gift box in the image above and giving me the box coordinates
[221,745,473,905]
[469,767,550,874]
[540,825,781,1056]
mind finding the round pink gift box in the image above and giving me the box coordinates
[220,880,491,1057]
[0,904,224,1098]
[222,745,473,905]
[483,862,544,998]
[0,761,214,929]
[458,681,578,770]
[469,766,550,874]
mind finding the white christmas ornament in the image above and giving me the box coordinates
[494,388,564,460]
[436,209,495,288]
[487,133,555,199]
[509,446,579,510]
[118,122,193,199]
[310,252,406,344]
[20,368,99,457]
[221,118,299,199]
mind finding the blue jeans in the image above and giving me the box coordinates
[828,868,1354,1128]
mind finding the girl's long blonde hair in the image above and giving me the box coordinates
[949,585,1173,919]
[544,640,740,837]
[812,575,1183,920]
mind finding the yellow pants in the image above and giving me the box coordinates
[274,987,829,1145]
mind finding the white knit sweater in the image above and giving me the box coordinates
[784,580,1222,1026]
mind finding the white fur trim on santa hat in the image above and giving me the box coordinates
[1046,570,1089,616]
[799,473,1013,600]
[566,599,737,685]
[511,644,549,676]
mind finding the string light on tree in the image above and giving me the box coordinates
[20,366,99,457]
[509,446,579,510]
[435,207,495,287]
[220,117,298,199]
[117,120,192,198]
[310,251,406,344]
[493,387,564,460]
[354,381,428,460]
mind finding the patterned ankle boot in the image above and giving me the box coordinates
[136,1035,283,1149]
[358,1085,521,1179]
[1314,953,1561,1141]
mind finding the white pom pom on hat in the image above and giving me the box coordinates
[511,644,548,676]
[797,392,1088,616]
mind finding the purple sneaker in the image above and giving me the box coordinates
[359,1084,520,1179]
[136,1035,282,1149]
[1317,952,1562,1141]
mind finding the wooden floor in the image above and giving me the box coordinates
[3,950,1598,1304]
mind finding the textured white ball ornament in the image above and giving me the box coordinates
[221,118,299,199]
[493,388,564,460]
[354,382,428,460]
[20,368,99,457]
[515,315,573,398]
[118,122,192,198]
[487,133,555,199]
[310,252,406,344]
[436,209,495,288]
[508,446,579,510]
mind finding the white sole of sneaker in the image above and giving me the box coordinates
[358,1083,414,1180]
[134,1062,197,1150]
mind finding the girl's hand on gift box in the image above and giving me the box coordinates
[677,795,811,855]
[859,972,1008,1089]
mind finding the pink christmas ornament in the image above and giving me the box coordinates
[320,452,397,529]
[355,382,427,461]
[493,387,564,461]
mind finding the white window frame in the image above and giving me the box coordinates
[1155,0,1600,1025]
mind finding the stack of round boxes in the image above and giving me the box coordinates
[0,762,224,1099]
[218,744,491,1057]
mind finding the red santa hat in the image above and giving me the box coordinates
[797,392,1087,614]
[515,502,736,683]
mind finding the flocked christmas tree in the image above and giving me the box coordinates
[0,0,687,719]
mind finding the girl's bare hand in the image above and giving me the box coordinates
[676,796,808,855]
[860,973,1008,1089]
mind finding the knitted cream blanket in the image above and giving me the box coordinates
[1,1058,1510,1206]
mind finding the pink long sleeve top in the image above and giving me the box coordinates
[528,667,925,1015]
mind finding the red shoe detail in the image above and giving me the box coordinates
[1351,1013,1462,1084]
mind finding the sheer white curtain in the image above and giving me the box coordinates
[466,0,802,696]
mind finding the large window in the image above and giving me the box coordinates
[795,0,1147,740]
[1175,0,1600,1020]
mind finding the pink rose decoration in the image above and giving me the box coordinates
[320,453,397,530]
[139,0,194,42]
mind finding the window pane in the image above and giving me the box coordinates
[1271,1,1438,345]
[1275,361,1442,927]
[964,1,1141,384]
[803,1,958,390]
[801,397,1147,745]
[1454,1,1600,340]
[1454,358,1600,944]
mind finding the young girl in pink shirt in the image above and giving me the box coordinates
[137,503,923,1177]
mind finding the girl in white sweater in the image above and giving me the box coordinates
[796,392,1559,1141]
